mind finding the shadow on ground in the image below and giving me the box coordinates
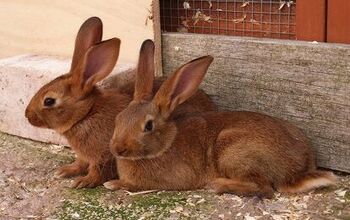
[0,132,349,219]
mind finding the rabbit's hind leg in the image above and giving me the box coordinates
[208,177,274,198]
[213,128,275,198]
[277,170,337,193]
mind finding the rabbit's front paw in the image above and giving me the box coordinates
[71,175,102,189]
[54,163,87,179]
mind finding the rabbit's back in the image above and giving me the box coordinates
[209,111,314,188]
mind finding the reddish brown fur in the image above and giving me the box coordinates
[25,18,216,188]
[107,56,336,198]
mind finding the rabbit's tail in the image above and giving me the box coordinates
[278,170,337,193]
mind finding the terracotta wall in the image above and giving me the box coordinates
[296,0,350,44]
[327,0,350,43]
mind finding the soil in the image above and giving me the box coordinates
[0,132,349,220]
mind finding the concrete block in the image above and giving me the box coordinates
[0,54,135,145]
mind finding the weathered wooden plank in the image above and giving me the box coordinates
[152,0,163,76]
[162,33,350,172]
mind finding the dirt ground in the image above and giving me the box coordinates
[0,131,349,220]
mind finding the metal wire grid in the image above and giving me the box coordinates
[160,0,296,40]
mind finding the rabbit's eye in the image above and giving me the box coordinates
[144,120,153,132]
[44,97,56,107]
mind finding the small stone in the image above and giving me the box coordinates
[197,198,206,204]
[335,189,347,197]
[175,206,183,212]
[218,214,225,219]
[183,211,190,217]
[323,210,331,214]
[71,212,80,219]
[15,195,24,200]
[244,214,256,220]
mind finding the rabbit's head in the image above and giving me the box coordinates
[25,17,120,133]
[110,41,213,159]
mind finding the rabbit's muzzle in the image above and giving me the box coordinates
[110,142,130,157]
[25,107,47,127]
[110,135,141,158]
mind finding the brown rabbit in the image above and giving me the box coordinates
[25,17,216,188]
[106,56,336,198]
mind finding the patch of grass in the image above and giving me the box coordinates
[0,132,74,165]
[77,187,109,199]
[26,145,74,164]
[58,199,121,220]
[56,190,212,220]
[129,192,188,219]
[345,191,350,203]
[56,187,122,220]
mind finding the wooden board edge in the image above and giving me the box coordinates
[152,0,163,76]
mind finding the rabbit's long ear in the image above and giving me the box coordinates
[72,38,120,94]
[70,17,103,71]
[133,39,155,101]
[153,56,213,118]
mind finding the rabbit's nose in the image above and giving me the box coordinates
[25,107,31,119]
[110,140,128,156]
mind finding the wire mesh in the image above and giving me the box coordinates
[160,0,296,40]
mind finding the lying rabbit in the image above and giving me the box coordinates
[25,17,216,188]
[106,55,336,198]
